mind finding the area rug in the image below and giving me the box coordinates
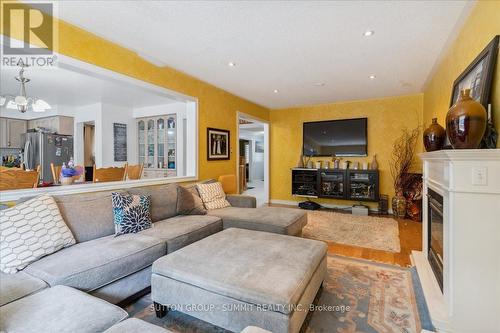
[125,255,432,333]
[303,211,401,252]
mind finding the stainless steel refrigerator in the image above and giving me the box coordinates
[22,132,74,183]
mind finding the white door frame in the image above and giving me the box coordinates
[236,112,269,205]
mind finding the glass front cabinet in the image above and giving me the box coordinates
[137,115,177,179]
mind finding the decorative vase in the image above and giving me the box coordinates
[298,155,304,168]
[446,88,487,149]
[423,118,446,151]
[370,154,378,170]
[333,159,340,169]
[392,193,407,218]
[60,176,74,186]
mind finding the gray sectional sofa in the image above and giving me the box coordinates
[1,181,309,332]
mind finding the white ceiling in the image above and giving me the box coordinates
[0,65,177,111]
[51,1,470,108]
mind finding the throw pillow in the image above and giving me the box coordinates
[111,192,152,236]
[0,195,76,274]
[196,182,231,210]
[176,186,207,215]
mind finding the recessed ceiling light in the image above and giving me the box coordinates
[363,30,375,37]
[273,89,279,93]
[369,75,376,80]
[314,82,326,87]
[228,62,236,67]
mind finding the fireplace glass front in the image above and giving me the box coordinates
[427,188,444,291]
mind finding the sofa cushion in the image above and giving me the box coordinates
[209,207,307,235]
[53,190,121,243]
[104,318,172,333]
[196,182,231,210]
[176,186,207,215]
[0,195,76,274]
[112,192,152,236]
[140,215,222,253]
[24,233,165,291]
[128,184,178,222]
[0,271,47,306]
[0,285,128,333]
[152,228,327,314]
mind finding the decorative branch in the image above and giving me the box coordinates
[390,127,420,195]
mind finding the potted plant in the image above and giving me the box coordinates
[60,159,84,185]
[390,127,420,218]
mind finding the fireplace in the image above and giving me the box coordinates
[427,188,443,291]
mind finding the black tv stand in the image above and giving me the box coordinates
[291,168,379,202]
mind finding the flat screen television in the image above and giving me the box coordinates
[303,118,367,157]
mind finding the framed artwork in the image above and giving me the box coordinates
[113,123,127,162]
[207,127,230,160]
[450,35,499,108]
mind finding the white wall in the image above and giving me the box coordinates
[101,103,137,167]
[133,102,186,118]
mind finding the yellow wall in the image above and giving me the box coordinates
[1,5,269,181]
[270,94,423,208]
[423,1,500,146]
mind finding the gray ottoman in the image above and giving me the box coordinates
[0,285,128,333]
[208,207,307,236]
[104,318,172,332]
[151,228,327,333]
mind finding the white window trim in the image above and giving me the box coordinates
[0,35,199,202]
[0,176,197,202]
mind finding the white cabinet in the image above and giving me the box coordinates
[0,118,27,148]
[28,116,74,135]
[0,118,7,148]
[137,115,176,178]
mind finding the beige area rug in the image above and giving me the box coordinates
[303,211,401,252]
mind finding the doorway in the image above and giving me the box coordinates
[237,114,269,207]
[83,122,95,181]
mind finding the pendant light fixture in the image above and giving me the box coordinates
[0,62,51,113]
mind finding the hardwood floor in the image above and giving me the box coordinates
[269,203,422,267]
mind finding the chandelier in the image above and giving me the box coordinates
[0,63,51,113]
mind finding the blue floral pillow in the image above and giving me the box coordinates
[111,192,152,236]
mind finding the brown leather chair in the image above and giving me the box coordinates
[0,166,40,190]
[126,163,144,180]
[93,163,128,183]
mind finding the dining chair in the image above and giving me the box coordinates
[93,163,128,183]
[0,166,40,190]
[126,163,144,180]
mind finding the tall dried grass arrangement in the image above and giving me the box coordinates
[390,127,420,194]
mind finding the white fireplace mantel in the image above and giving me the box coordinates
[413,149,500,333]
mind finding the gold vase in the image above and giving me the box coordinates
[392,193,407,218]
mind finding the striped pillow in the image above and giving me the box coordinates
[196,182,231,210]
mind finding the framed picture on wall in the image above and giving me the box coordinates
[113,123,127,162]
[207,127,230,160]
[450,35,499,108]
